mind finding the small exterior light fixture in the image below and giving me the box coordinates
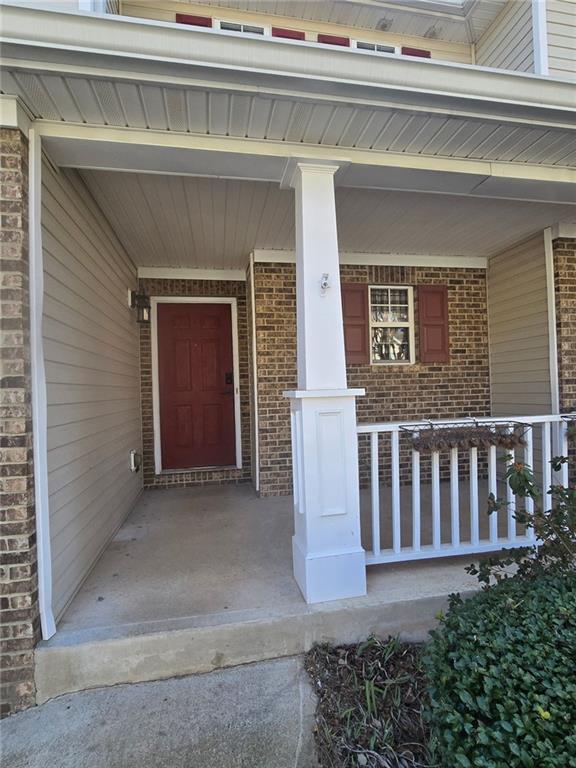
[130,290,151,323]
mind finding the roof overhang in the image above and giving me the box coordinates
[1,4,575,205]
[1,4,575,122]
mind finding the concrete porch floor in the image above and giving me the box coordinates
[37,483,487,703]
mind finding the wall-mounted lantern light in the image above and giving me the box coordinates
[130,290,151,323]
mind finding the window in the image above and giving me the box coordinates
[354,41,397,54]
[218,20,264,34]
[369,286,415,364]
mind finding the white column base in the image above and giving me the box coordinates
[285,388,367,604]
[293,537,366,604]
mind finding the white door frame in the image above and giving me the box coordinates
[150,296,242,474]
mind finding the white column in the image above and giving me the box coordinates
[284,162,366,604]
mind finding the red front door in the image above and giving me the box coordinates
[157,303,236,470]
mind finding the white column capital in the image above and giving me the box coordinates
[0,95,31,133]
[279,158,348,189]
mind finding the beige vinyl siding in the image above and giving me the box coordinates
[42,161,142,621]
[488,233,552,417]
[475,0,534,72]
[547,0,576,80]
[120,1,473,63]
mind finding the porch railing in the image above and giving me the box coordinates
[357,414,574,566]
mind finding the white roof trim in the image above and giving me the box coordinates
[252,250,487,268]
[138,267,246,281]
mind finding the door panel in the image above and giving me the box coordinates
[158,303,236,470]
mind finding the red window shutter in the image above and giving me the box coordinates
[176,14,212,27]
[342,284,369,364]
[272,27,306,40]
[418,285,449,363]
[401,46,431,58]
[318,33,350,46]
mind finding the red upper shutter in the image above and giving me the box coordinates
[342,284,370,364]
[401,46,431,58]
[176,14,212,27]
[272,27,306,40]
[418,285,449,363]
[318,33,350,46]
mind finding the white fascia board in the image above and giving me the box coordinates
[138,267,246,281]
[253,250,487,269]
[1,4,576,123]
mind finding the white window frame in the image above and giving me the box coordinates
[351,40,400,55]
[151,296,242,474]
[214,18,271,36]
[368,285,415,365]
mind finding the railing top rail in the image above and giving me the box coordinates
[356,413,576,434]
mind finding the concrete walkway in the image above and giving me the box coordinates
[0,657,318,768]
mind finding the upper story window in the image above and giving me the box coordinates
[217,20,265,35]
[369,286,415,364]
[354,41,397,55]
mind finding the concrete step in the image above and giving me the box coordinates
[4,657,317,768]
[35,567,478,703]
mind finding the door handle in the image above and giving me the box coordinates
[225,372,233,386]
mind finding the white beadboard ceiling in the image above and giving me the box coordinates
[4,71,576,168]
[191,0,508,42]
[79,169,576,268]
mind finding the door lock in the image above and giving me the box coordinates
[225,372,233,386]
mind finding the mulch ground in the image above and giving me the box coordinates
[305,636,432,768]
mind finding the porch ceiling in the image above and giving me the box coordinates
[80,168,576,268]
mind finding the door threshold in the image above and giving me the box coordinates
[159,465,239,475]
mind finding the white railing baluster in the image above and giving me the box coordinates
[542,421,552,512]
[370,431,381,558]
[357,413,575,566]
[469,447,479,546]
[450,447,460,548]
[431,450,441,551]
[488,443,498,543]
[561,420,569,488]
[412,434,421,552]
[523,425,535,540]
[391,430,401,554]
[506,427,516,541]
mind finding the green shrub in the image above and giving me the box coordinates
[423,574,576,768]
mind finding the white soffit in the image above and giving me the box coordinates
[7,72,576,170]
[78,169,576,269]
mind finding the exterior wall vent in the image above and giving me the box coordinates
[175,13,212,27]
[317,33,350,47]
[401,46,431,58]
[272,27,306,40]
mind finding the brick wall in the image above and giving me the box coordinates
[253,263,491,496]
[553,238,576,413]
[139,278,251,489]
[0,129,39,716]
